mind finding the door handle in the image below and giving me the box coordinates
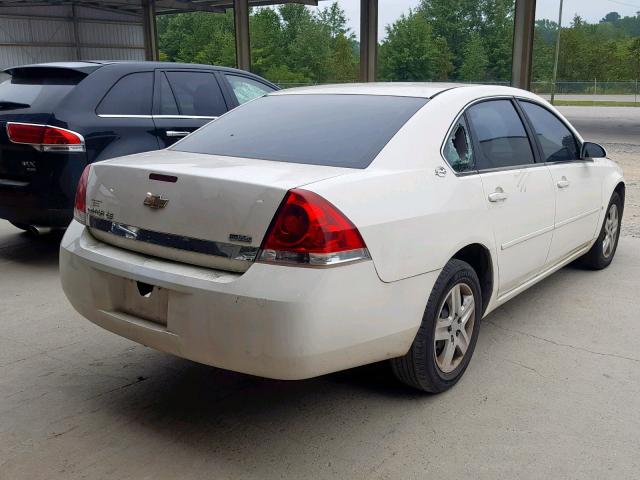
[166,130,190,138]
[557,178,570,189]
[488,190,508,203]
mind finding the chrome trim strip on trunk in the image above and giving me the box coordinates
[88,216,259,262]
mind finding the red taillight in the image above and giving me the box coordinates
[7,123,84,151]
[74,165,91,224]
[259,189,369,266]
[43,126,83,145]
[6,123,43,144]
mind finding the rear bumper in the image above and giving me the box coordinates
[0,180,73,227]
[0,152,86,227]
[0,202,71,227]
[60,221,439,380]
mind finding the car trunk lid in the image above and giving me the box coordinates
[86,150,351,272]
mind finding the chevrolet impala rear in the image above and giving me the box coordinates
[62,83,623,392]
[60,90,437,381]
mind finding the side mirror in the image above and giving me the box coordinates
[581,142,607,159]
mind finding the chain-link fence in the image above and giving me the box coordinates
[531,81,640,104]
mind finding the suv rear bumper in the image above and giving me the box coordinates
[0,152,86,227]
[0,179,73,227]
[0,202,72,227]
[60,221,439,380]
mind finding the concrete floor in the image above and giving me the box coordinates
[2,109,640,479]
[558,106,640,146]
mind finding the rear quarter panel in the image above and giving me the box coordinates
[307,89,498,284]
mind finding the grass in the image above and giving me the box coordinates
[552,100,640,107]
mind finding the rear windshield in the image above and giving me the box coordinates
[0,68,85,112]
[171,94,428,169]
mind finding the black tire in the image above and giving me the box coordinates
[580,191,623,270]
[391,259,482,393]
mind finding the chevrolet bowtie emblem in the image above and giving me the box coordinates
[143,192,169,209]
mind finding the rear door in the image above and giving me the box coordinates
[94,70,158,159]
[152,70,228,147]
[518,100,602,263]
[467,99,556,296]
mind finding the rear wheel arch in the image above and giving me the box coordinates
[614,182,625,212]
[450,243,493,316]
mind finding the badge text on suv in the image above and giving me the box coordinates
[0,61,278,230]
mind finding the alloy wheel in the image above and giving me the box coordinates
[602,203,619,258]
[434,283,475,374]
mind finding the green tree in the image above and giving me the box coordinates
[331,33,358,82]
[625,37,640,80]
[250,8,285,78]
[479,0,514,80]
[532,27,554,84]
[601,12,621,24]
[318,2,351,39]
[432,36,454,80]
[157,2,640,87]
[459,32,488,81]
[157,12,235,66]
[419,0,483,72]
[379,11,438,81]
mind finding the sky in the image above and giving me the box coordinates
[308,0,640,37]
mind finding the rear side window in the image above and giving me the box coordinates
[165,71,226,117]
[443,116,475,173]
[520,101,579,162]
[225,74,274,105]
[0,68,85,112]
[172,94,428,169]
[97,72,153,116]
[466,100,535,170]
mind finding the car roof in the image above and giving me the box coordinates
[2,61,264,78]
[272,82,529,99]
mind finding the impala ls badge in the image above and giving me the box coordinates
[143,192,169,209]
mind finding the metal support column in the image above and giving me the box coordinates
[511,0,536,90]
[234,0,251,71]
[71,4,81,60]
[142,0,158,61]
[359,0,378,82]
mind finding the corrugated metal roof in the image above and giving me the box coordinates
[0,0,322,15]
[0,4,145,69]
[0,0,321,70]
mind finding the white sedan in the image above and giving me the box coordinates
[60,83,624,393]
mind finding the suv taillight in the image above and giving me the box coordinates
[74,165,91,224]
[6,122,85,152]
[258,189,370,267]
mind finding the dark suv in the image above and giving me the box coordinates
[0,61,278,230]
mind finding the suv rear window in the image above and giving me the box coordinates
[171,94,427,169]
[0,68,85,112]
[97,72,153,116]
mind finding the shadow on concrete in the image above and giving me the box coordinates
[89,354,430,459]
[0,228,63,268]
